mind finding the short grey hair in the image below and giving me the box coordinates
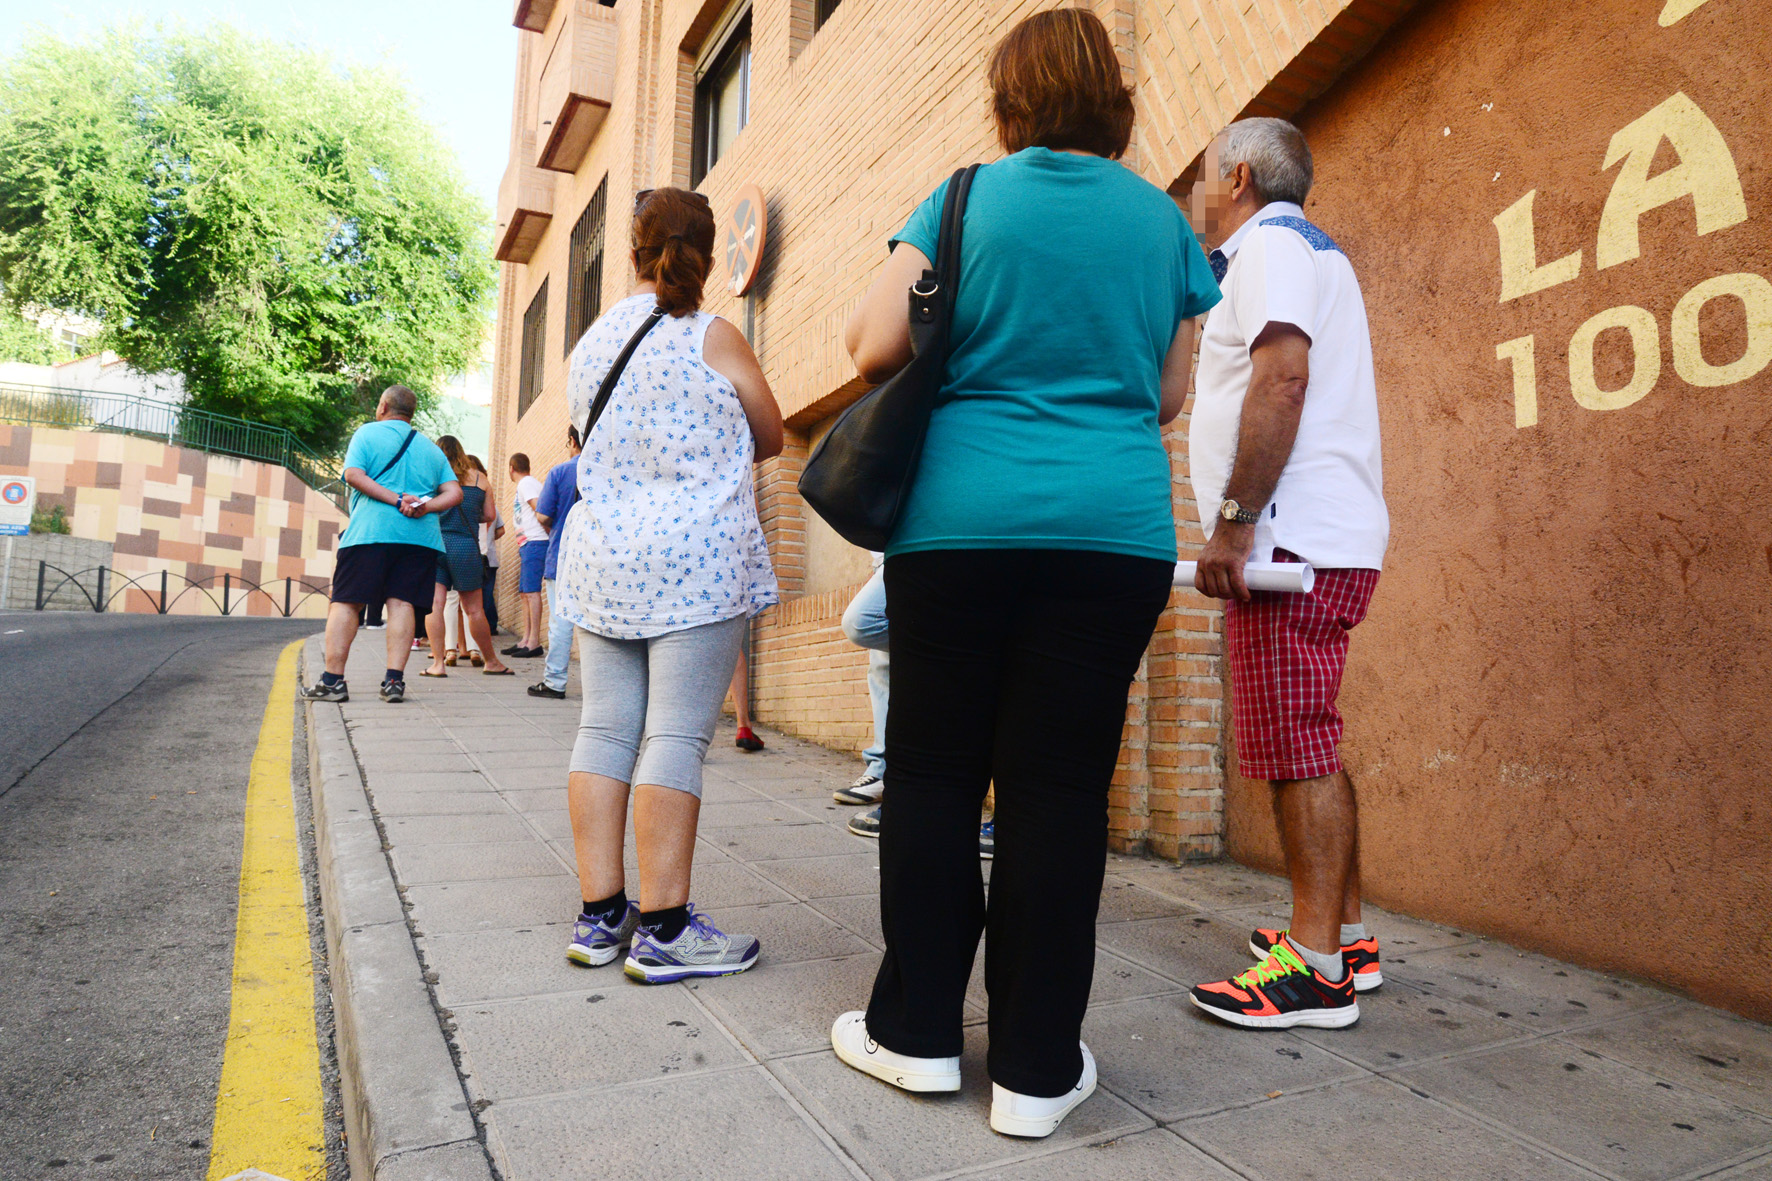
[379,384,418,419]
[1219,118,1313,206]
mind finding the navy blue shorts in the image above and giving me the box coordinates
[518,540,546,593]
[331,543,437,609]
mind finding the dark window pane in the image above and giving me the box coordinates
[518,279,549,419]
[691,10,751,186]
[815,0,841,29]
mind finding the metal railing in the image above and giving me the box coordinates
[0,383,346,508]
[32,562,332,618]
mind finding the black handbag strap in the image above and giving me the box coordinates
[581,306,666,445]
[371,424,419,482]
[910,164,980,330]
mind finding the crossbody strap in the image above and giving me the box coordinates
[581,306,666,445]
[370,424,419,483]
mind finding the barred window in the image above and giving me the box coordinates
[517,279,549,419]
[564,177,609,357]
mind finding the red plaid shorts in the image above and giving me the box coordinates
[1224,549,1379,781]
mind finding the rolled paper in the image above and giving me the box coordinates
[1174,560,1315,594]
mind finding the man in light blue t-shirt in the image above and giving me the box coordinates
[302,385,462,705]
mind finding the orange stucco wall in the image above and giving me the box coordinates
[1222,0,1772,1018]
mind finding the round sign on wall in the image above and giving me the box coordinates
[725,183,767,297]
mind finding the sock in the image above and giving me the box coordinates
[385,668,404,684]
[1340,922,1369,946]
[1288,936,1346,983]
[581,889,628,925]
[640,905,690,944]
[320,671,344,687]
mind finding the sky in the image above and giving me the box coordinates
[0,0,518,213]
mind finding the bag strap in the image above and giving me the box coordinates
[582,306,666,445]
[371,424,419,483]
[910,164,980,332]
[936,164,980,296]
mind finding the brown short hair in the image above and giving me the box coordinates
[509,452,530,474]
[633,188,717,317]
[989,9,1133,160]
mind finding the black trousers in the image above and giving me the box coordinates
[865,548,1173,1097]
[482,559,501,634]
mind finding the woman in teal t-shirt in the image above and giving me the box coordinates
[825,8,1221,1142]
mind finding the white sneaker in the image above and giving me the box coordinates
[830,1011,960,1093]
[989,1043,1097,1138]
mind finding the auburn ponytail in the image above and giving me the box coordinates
[633,188,717,316]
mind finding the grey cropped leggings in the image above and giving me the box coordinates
[567,615,747,798]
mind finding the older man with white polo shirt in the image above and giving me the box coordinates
[1183,118,1391,1031]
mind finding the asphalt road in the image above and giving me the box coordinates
[0,613,333,1178]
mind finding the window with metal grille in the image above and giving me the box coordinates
[564,177,608,357]
[815,0,841,29]
[517,279,548,419]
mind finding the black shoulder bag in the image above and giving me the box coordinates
[581,306,665,444]
[798,164,980,551]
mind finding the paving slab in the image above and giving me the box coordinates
[1397,1039,1772,1181]
[691,952,884,1059]
[966,1127,1240,1180]
[751,851,884,898]
[452,985,751,1101]
[404,876,580,936]
[1561,1004,1772,1118]
[485,1068,856,1181]
[1386,942,1674,1031]
[390,839,564,885]
[1182,1076,1601,1180]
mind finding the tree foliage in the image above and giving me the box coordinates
[0,308,59,364]
[0,26,494,451]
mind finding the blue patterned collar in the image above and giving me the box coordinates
[1214,201,1307,263]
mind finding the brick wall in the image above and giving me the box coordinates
[488,0,1389,860]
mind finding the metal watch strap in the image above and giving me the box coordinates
[1221,499,1261,525]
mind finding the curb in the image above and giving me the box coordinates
[301,637,496,1181]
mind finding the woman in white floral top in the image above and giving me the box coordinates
[553,186,782,984]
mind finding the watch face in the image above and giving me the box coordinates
[1220,500,1239,521]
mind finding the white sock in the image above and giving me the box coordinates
[1289,937,1346,983]
[1340,922,1369,945]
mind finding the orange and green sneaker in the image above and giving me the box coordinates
[1190,936,1360,1029]
[1250,927,1383,992]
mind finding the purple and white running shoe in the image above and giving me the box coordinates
[623,906,760,984]
[567,902,641,967]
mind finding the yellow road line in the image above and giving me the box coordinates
[207,639,325,1181]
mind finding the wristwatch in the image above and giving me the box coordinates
[1219,498,1261,525]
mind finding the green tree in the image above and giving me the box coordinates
[0,26,494,451]
[0,308,58,363]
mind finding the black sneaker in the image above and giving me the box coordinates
[1190,936,1360,1029]
[301,680,348,703]
[379,679,406,704]
[527,682,567,699]
[833,773,884,805]
[847,805,881,838]
[1250,926,1383,992]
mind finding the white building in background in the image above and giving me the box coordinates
[0,309,186,402]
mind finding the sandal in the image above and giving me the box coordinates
[445,649,458,667]
[468,650,485,667]
[418,669,448,678]
[483,666,515,676]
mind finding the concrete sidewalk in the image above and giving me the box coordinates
[312,637,1772,1181]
